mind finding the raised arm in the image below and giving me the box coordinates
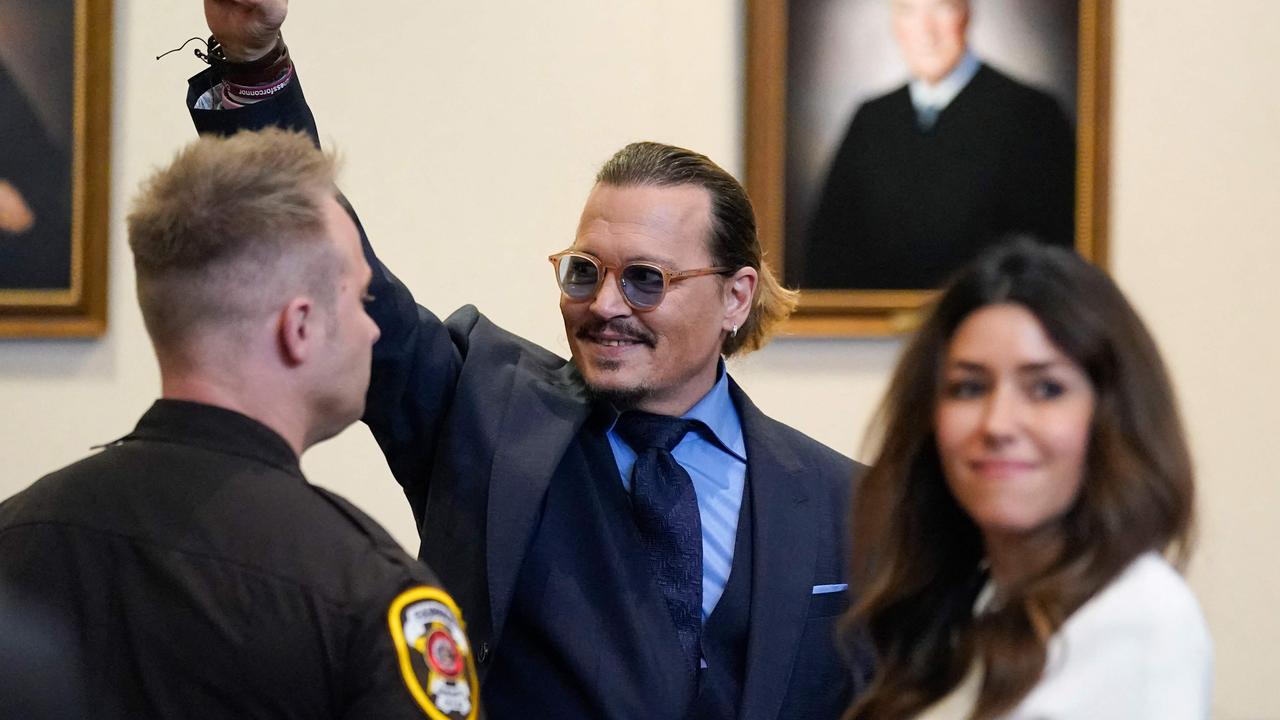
[186,0,465,526]
[190,0,315,137]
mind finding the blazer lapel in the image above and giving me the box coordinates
[732,383,820,720]
[485,358,592,642]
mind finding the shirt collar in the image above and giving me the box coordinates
[121,399,303,477]
[682,361,746,463]
[909,50,980,113]
[601,361,746,463]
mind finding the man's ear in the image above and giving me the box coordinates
[278,296,316,366]
[722,266,758,331]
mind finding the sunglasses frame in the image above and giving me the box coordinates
[548,250,734,311]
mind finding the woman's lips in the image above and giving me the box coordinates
[969,459,1038,479]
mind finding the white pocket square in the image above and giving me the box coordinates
[812,583,848,594]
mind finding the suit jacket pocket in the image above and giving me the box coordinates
[807,587,850,618]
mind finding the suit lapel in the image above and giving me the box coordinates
[485,358,592,642]
[732,383,819,720]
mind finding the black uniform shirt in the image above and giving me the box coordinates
[0,400,479,720]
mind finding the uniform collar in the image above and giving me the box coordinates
[121,399,303,477]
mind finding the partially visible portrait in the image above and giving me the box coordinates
[746,0,1110,335]
[0,0,111,337]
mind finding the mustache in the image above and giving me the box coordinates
[575,319,657,348]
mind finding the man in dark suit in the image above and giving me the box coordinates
[799,0,1075,290]
[0,128,477,719]
[193,2,867,718]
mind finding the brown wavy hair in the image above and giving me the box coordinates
[594,141,797,356]
[843,240,1194,720]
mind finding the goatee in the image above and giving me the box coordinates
[584,381,650,411]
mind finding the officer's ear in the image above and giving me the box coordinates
[278,296,318,366]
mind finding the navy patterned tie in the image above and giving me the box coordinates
[614,411,704,675]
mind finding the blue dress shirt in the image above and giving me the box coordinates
[606,365,747,621]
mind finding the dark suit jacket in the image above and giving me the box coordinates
[188,69,867,720]
[800,63,1075,290]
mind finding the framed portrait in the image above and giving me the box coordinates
[746,0,1110,335]
[0,0,111,337]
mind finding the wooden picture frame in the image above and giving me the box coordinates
[746,0,1110,336]
[0,0,112,337]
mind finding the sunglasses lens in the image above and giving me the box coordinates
[557,255,599,299]
[620,264,666,309]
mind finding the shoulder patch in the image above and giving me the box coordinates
[388,586,480,719]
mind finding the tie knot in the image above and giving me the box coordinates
[614,411,703,453]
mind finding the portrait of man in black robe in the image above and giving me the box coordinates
[785,0,1078,291]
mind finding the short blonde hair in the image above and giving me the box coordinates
[127,129,338,353]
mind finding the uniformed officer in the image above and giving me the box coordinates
[0,129,479,719]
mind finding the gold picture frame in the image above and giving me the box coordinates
[746,0,1110,336]
[0,0,112,337]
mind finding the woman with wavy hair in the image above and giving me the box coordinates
[844,241,1211,719]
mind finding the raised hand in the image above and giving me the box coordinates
[204,0,288,62]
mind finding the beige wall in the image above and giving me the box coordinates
[0,1,1275,717]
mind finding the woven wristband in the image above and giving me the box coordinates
[223,63,294,104]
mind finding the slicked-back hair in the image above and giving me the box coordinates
[127,129,339,356]
[594,141,797,356]
[843,240,1195,720]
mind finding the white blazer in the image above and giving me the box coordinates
[916,552,1213,719]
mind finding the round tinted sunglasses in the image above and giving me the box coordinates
[548,251,733,311]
